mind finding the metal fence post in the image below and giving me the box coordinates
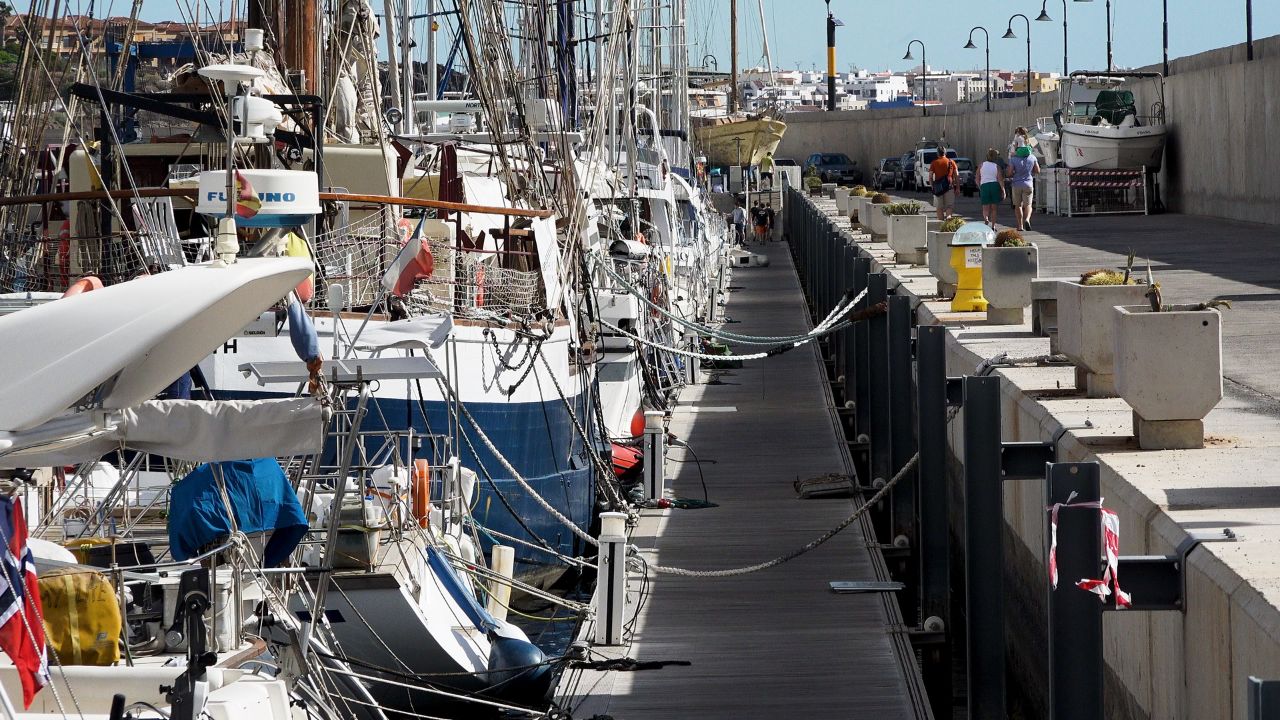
[887,294,917,608]
[915,324,952,714]
[962,374,1005,720]
[867,273,891,485]
[1046,462,1104,720]
[852,257,872,439]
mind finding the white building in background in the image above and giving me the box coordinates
[719,65,1049,113]
[842,71,909,104]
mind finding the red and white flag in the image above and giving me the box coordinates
[382,218,435,297]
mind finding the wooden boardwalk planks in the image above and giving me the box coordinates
[562,239,930,719]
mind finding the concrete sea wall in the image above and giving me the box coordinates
[777,35,1280,226]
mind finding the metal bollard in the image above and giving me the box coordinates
[684,333,699,385]
[593,512,629,646]
[643,410,666,502]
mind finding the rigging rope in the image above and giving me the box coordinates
[598,258,864,345]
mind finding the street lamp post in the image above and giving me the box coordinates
[964,26,990,112]
[903,40,927,116]
[1037,0,1094,80]
[1162,0,1169,75]
[1003,14,1032,107]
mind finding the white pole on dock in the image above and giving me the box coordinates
[486,545,516,621]
[592,512,629,646]
[643,410,666,502]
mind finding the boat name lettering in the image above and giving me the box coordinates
[205,191,299,203]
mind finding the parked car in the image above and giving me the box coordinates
[803,152,863,185]
[955,157,977,195]
[873,157,901,190]
[914,146,959,192]
[894,153,913,190]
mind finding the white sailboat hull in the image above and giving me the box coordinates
[1060,123,1167,171]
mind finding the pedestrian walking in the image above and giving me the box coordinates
[751,201,767,244]
[731,200,747,245]
[928,145,958,221]
[763,202,776,242]
[979,148,1005,229]
[1005,145,1041,231]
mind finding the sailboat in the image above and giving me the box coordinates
[690,0,787,169]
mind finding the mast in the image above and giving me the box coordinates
[729,0,738,113]
[249,0,317,92]
[382,0,403,129]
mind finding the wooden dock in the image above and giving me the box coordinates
[559,239,931,718]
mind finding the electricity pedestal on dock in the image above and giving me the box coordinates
[643,410,666,502]
[593,512,629,646]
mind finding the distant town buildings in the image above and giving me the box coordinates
[719,64,1060,114]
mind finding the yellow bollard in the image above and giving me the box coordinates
[949,244,988,311]
[947,221,994,311]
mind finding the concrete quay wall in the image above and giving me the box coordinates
[777,34,1280,226]
[797,192,1280,720]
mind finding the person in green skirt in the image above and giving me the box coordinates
[978,148,1006,229]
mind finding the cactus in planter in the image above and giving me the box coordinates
[993,229,1027,247]
[881,201,924,216]
[939,216,966,233]
[851,185,867,195]
[1080,269,1137,286]
[870,193,891,204]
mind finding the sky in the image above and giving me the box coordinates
[689,0,1280,75]
[19,0,1279,76]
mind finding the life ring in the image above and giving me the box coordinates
[411,459,431,528]
[62,276,103,298]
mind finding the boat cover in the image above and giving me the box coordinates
[0,398,323,468]
[0,258,311,432]
[169,457,308,567]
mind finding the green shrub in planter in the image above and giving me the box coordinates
[881,201,924,216]
[939,217,966,233]
[993,229,1027,247]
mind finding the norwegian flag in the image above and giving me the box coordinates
[0,498,49,708]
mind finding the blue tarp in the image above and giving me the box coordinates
[168,458,308,567]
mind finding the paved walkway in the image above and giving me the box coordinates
[563,239,929,718]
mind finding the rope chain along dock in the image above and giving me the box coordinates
[647,454,919,578]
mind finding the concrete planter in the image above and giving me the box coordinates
[1113,305,1222,449]
[887,214,929,265]
[1030,277,1072,352]
[834,187,852,215]
[822,182,837,198]
[981,245,1038,325]
[851,196,869,226]
[927,231,958,296]
[1056,280,1150,397]
[867,202,891,236]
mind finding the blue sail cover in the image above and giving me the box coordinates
[169,458,308,567]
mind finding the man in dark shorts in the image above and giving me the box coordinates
[762,202,776,242]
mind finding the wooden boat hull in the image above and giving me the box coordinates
[693,118,786,167]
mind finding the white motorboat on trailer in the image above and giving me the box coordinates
[1052,71,1167,171]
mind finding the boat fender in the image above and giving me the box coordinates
[486,633,555,705]
[286,300,321,363]
[411,459,431,528]
[61,275,103,298]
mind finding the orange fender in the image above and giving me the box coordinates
[62,276,103,298]
[411,459,431,528]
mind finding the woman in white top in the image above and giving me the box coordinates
[979,148,1006,228]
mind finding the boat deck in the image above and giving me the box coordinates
[560,239,930,718]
